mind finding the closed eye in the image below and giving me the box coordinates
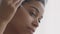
[29,11,36,18]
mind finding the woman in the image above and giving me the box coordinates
[0,0,45,34]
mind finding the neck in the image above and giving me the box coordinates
[3,23,18,34]
[3,23,29,34]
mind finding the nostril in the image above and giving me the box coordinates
[32,22,38,27]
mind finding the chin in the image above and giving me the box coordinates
[18,29,34,34]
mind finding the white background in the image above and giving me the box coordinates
[34,0,60,34]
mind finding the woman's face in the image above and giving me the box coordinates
[9,1,44,34]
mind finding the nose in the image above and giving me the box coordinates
[32,19,39,28]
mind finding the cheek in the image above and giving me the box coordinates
[10,7,34,30]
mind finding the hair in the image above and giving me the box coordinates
[22,0,45,6]
[37,0,45,5]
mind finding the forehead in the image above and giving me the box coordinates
[22,1,44,16]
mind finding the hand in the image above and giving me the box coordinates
[0,0,24,22]
[0,0,24,34]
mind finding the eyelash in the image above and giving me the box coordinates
[30,12,41,23]
[29,12,36,18]
[38,20,40,23]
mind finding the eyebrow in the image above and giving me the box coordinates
[30,6,43,19]
[30,6,39,13]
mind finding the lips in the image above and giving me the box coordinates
[27,27,35,32]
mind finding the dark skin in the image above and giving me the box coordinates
[0,0,24,34]
[4,1,44,34]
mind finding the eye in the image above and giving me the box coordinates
[38,18,42,23]
[29,12,36,17]
[38,20,40,23]
[38,16,43,23]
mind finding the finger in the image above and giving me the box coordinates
[13,0,24,5]
[4,0,13,5]
[0,0,2,5]
[13,0,19,4]
[15,0,24,8]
